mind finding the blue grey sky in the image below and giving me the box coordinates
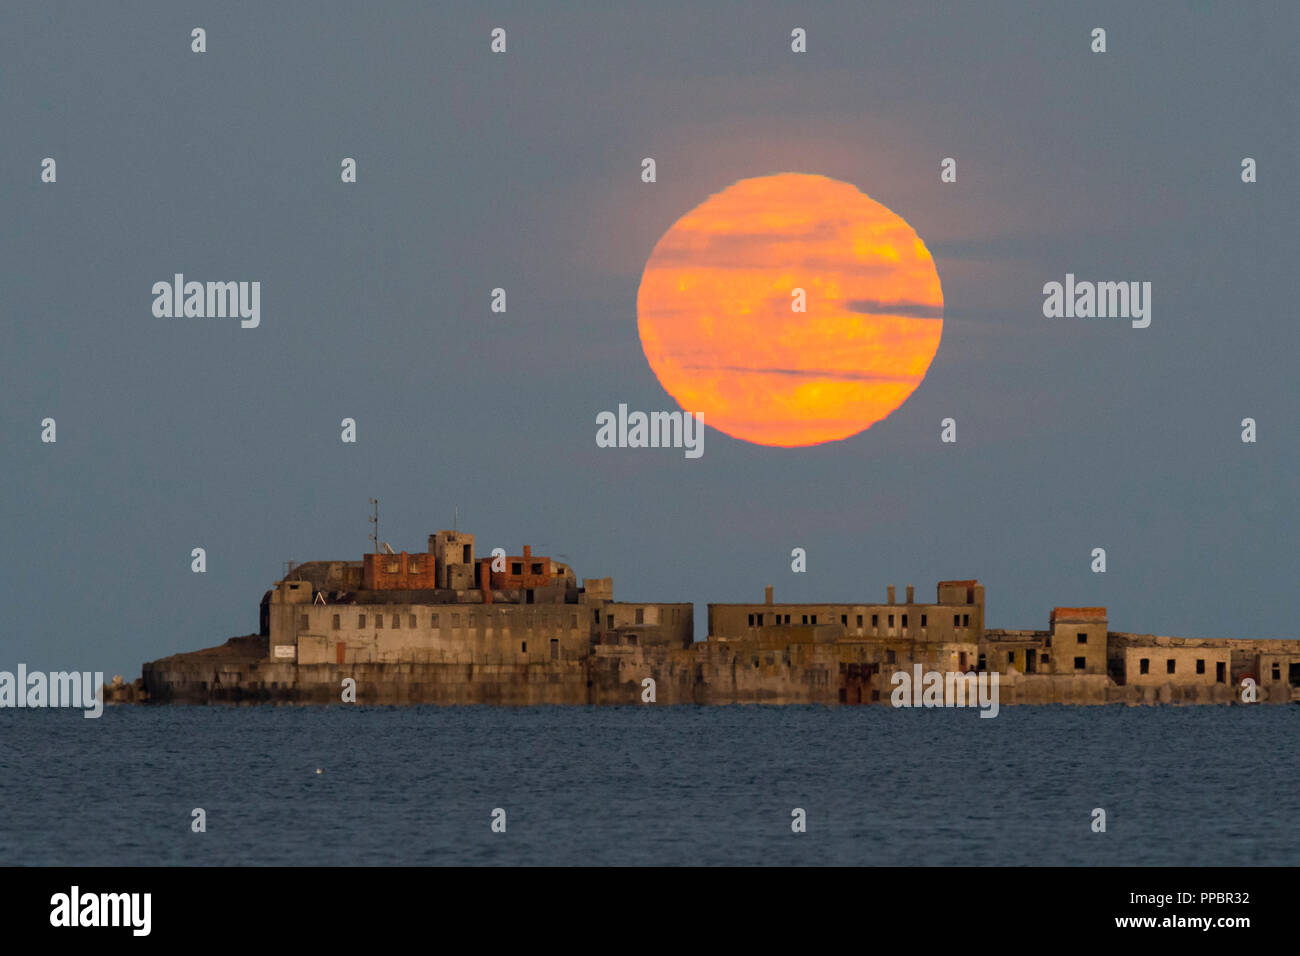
[2,1,1296,676]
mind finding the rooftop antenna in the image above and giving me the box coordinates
[368,497,379,554]
[453,506,458,532]
[382,542,396,554]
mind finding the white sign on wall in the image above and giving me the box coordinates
[273,645,296,659]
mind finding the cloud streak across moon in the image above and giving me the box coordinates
[636,173,944,447]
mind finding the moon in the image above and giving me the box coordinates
[636,173,944,447]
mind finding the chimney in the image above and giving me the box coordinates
[905,585,914,604]
[764,585,774,605]
[887,585,895,605]
[523,545,531,560]
[479,558,493,604]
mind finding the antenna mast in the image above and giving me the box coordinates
[369,497,379,554]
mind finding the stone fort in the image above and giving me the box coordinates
[131,528,1300,706]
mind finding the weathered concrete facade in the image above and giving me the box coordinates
[120,531,1300,707]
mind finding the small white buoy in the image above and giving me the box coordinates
[316,768,323,774]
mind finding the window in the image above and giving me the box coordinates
[531,563,544,575]
[920,614,927,627]
[802,615,809,624]
[954,615,961,627]
[452,613,460,627]
[1007,651,1015,663]
[841,615,848,626]
[409,615,416,628]
[386,561,399,573]
[1272,663,1281,680]
[1217,662,1226,683]
[358,614,366,628]
[977,653,986,670]
[901,614,908,628]
[886,650,895,664]
[811,615,817,625]
[757,614,764,626]
[1166,659,1175,674]
[888,614,894,627]
[408,561,421,573]
[332,614,341,630]
[1139,658,1149,674]
[376,615,383,628]
[1041,654,1050,664]
[857,615,863,627]
[1045,635,1052,647]
[549,638,559,660]
[607,614,614,629]
[1196,659,1205,675]
[512,563,523,575]
[871,614,878,627]
[299,614,309,628]
[392,613,400,629]
[521,642,527,653]
[636,608,644,625]
[462,545,471,563]
[784,614,791,624]
[1074,657,1086,670]
[962,614,970,627]
[748,613,755,626]
[1077,632,1087,644]
[431,613,439,627]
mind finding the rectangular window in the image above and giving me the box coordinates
[452,614,460,627]
[607,615,614,629]
[784,614,791,624]
[332,614,341,630]
[358,614,366,628]
[1167,659,1176,674]
[841,615,847,626]
[376,615,383,628]
[748,614,755,626]
[920,614,927,627]
[512,563,523,575]
[431,613,439,627]
[1217,662,1226,683]
[886,650,895,664]
[954,615,961,627]
[857,615,863,627]
[871,614,878,627]
[757,614,764,626]
[392,614,399,629]
[1139,658,1149,674]
[1007,651,1015,663]
[1041,654,1050,664]
[901,614,908,628]
[1272,663,1281,680]
[550,638,559,661]
[1077,632,1087,644]
[1196,659,1205,675]
[521,642,527,653]
[962,614,970,627]
[1074,657,1086,670]
[409,615,416,628]
[977,653,986,670]
[888,614,894,627]
[636,608,644,625]
[531,563,544,575]
[802,615,809,625]
[810,615,817,625]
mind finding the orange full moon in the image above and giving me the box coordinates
[636,173,944,447]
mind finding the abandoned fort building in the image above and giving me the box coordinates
[134,530,1300,706]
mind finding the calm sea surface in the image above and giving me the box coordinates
[1,705,1297,866]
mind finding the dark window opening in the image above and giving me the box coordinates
[1196,659,1205,674]
[1074,657,1086,670]
[1167,659,1176,674]
[1140,658,1149,674]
